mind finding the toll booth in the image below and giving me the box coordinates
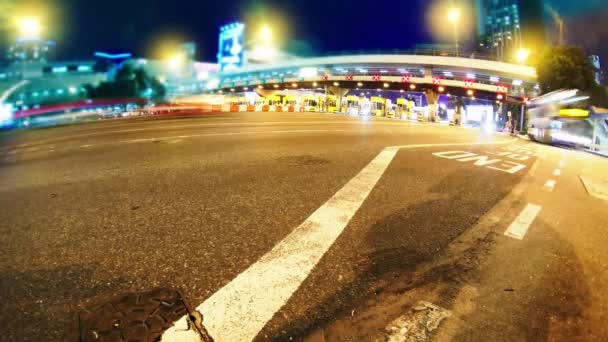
[263,95,281,112]
[408,99,416,120]
[254,97,265,112]
[396,98,407,119]
[371,97,386,117]
[302,95,320,112]
[326,95,338,113]
[386,99,396,118]
[346,95,361,115]
[283,95,298,112]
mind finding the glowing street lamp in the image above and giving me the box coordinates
[447,8,460,55]
[17,17,42,40]
[167,54,185,71]
[516,48,530,64]
[259,25,273,43]
[249,24,279,62]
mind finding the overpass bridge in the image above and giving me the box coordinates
[207,54,538,103]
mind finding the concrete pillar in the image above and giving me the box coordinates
[424,89,439,122]
[520,104,525,132]
[327,86,349,113]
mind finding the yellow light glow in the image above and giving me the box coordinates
[516,48,530,64]
[448,8,460,23]
[259,25,272,42]
[166,54,185,70]
[18,17,42,39]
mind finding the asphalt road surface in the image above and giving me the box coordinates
[0,112,545,340]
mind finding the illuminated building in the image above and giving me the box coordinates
[6,38,56,64]
[476,0,545,61]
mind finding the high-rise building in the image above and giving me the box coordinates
[6,38,56,64]
[476,0,545,61]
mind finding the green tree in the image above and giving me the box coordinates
[535,46,595,94]
[535,45,608,106]
[85,64,166,100]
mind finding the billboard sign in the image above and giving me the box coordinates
[218,22,245,72]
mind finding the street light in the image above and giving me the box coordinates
[250,25,278,62]
[516,48,530,64]
[17,17,42,40]
[167,54,185,71]
[448,8,460,55]
[259,25,272,43]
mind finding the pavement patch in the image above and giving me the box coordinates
[383,301,451,342]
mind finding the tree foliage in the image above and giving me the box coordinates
[535,46,595,94]
[535,45,608,106]
[85,64,165,100]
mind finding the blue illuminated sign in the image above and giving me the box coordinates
[94,52,132,60]
[218,22,245,72]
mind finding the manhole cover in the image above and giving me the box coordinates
[74,288,212,341]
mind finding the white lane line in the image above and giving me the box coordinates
[162,138,522,341]
[559,160,566,168]
[270,129,347,133]
[163,148,399,341]
[544,179,557,191]
[123,130,350,144]
[553,169,561,176]
[504,204,542,240]
[386,138,517,150]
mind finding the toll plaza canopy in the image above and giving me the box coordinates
[208,54,538,100]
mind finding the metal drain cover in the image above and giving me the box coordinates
[74,288,212,341]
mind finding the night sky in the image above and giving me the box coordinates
[3,0,433,60]
[1,0,607,64]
